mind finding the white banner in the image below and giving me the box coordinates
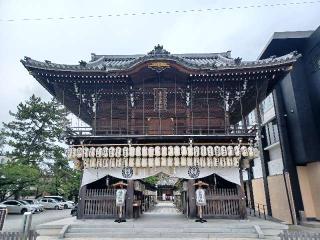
[81,167,240,187]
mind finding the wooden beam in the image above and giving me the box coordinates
[187,179,196,218]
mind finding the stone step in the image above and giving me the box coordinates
[64,232,260,239]
[68,227,256,234]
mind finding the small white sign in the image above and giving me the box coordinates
[116,189,127,206]
[195,189,206,206]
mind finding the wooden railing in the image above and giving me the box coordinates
[82,188,118,218]
[202,188,240,218]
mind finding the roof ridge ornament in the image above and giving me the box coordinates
[148,44,170,55]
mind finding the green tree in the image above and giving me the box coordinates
[0,95,80,200]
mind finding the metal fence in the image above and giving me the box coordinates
[0,230,38,240]
[280,231,320,240]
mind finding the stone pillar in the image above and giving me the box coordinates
[187,179,196,218]
[126,180,134,218]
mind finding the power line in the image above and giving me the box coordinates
[1,1,319,22]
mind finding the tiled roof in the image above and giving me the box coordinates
[21,45,300,72]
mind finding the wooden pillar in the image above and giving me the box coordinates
[77,185,87,219]
[187,179,196,218]
[126,180,134,219]
[238,161,247,219]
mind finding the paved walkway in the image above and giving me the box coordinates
[143,201,180,215]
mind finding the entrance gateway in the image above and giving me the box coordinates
[21,45,299,220]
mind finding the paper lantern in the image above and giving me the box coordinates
[248,146,254,158]
[161,157,167,167]
[181,146,187,157]
[200,157,206,167]
[142,146,148,157]
[168,146,174,157]
[129,157,134,167]
[174,146,181,157]
[110,158,116,168]
[96,158,103,168]
[83,158,90,168]
[233,157,240,167]
[174,157,180,167]
[135,157,141,167]
[115,147,122,158]
[227,146,234,157]
[194,146,200,157]
[213,157,219,167]
[102,147,108,157]
[155,146,161,157]
[155,157,161,167]
[234,146,241,157]
[116,158,122,167]
[207,146,214,157]
[83,147,90,158]
[122,147,129,157]
[187,157,193,166]
[200,146,207,157]
[194,157,200,166]
[241,146,248,157]
[102,158,108,168]
[129,146,135,157]
[214,146,221,157]
[207,157,213,167]
[221,146,228,157]
[187,146,194,157]
[89,147,96,158]
[95,147,102,158]
[71,148,77,158]
[226,157,233,167]
[148,158,154,167]
[161,146,168,157]
[167,157,173,167]
[180,157,187,166]
[90,158,96,168]
[148,147,155,158]
[76,147,83,158]
[136,146,142,157]
[219,157,226,167]
[142,157,148,167]
[108,147,115,158]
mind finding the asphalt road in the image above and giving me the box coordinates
[2,209,71,232]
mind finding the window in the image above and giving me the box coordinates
[262,94,274,113]
[265,119,280,146]
[5,201,18,205]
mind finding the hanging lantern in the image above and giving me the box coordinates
[102,147,108,157]
[226,157,233,167]
[155,157,161,167]
[142,146,148,157]
[207,157,213,167]
[161,157,167,167]
[83,147,89,158]
[187,146,194,157]
[136,157,141,168]
[234,146,241,157]
[248,146,254,158]
[96,158,103,168]
[95,147,102,158]
[71,148,77,159]
[233,157,240,167]
[129,146,135,157]
[155,146,161,157]
[129,157,134,167]
[66,148,72,159]
[200,157,206,167]
[116,158,122,167]
[76,147,83,158]
[148,158,154,167]
[200,146,207,157]
[207,146,214,157]
[174,146,181,157]
[90,158,97,168]
[181,146,187,157]
[148,147,155,158]
[83,158,90,168]
[180,157,187,166]
[136,146,142,157]
[168,146,174,157]
[89,147,96,158]
[115,147,122,158]
[214,146,221,157]
[122,147,129,157]
[241,146,248,157]
[161,146,168,157]
[187,157,193,166]
[219,157,226,167]
[227,146,234,157]
[174,157,180,167]
[213,157,219,167]
[141,157,148,167]
[108,147,115,158]
[110,158,116,168]
[167,157,173,167]
[194,146,200,157]
[221,146,228,157]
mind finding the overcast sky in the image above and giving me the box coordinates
[0,0,319,125]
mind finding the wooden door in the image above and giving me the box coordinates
[147,118,174,135]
